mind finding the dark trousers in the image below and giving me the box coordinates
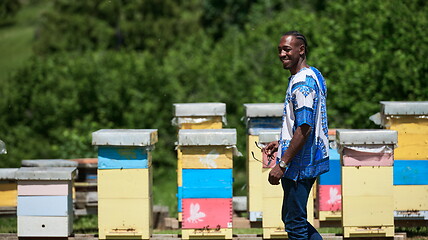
[281,177,322,240]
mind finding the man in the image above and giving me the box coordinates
[263,31,329,240]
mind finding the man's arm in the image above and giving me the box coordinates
[268,123,312,185]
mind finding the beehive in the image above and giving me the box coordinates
[16,167,77,237]
[177,129,236,239]
[380,101,428,160]
[92,129,157,240]
[379,101,428,220]
[243,103,283,222]
[318,129,342,221]
[337,129,396,238]
[173,103,227,220]
[258,130,315,238]
[0,168,18,208]
[173,103,226,130]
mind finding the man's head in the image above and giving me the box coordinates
[278,31,308,74]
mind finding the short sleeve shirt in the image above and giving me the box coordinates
[277,66,329,181]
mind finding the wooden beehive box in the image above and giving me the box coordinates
[337,129,397,167]
[337,129,397,238]
[16,167,77,237]
[380,101,428,160]
[243,103,283,222]
[393,160,428,215]
[0,168,18,208]
[182,198,232,229]
[173,103,226,130]
[92,129,157,240]
[318,149,341,218]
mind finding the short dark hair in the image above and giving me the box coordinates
[283,31,308,57]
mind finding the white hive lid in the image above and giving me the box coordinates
[381,101,428,115]
[0,168,18,180]
[178,129,236,146]
[21,159,78,168]
[258,130,281,143]
[16,167,77,181]
[244,103,283,117]
[173,103,226,117]
[336,129,398,145]
[92,129,158,146]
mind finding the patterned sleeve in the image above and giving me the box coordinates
[291,77,316,127]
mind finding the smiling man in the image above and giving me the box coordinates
[263,31,329,240]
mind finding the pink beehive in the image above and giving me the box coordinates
[182,198,232,229]
[318,185,341,211]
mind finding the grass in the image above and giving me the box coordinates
[2,215,428,239]
[0,1,52,84]
[0,217,16,233]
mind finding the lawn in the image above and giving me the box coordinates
[0,1,51,85]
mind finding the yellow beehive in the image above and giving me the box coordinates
[98,169,152,240]
[97,169,151,199]
[0,169,18,208]
[243,103,284,222]
[394,185,428,211]
[261,168,314,239]
[182,228,232,240]
[178,146,233,169]
[92,129,157,240]
[173,103,226,130]
[262,197,286,239]
[177,149,183,187]
[342,166,394,238]
[179,116,223,129]
[98,198,152,240]
[261,168,283,198]
[247,134,263,219]
[0,182,17,207]
[380,101,428,160]
[385,117,428,160]
[318,211,341,221]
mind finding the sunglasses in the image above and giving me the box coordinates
[251,141,275,167]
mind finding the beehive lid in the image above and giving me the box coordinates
[69,158,98,168]
[22,159,78,167]
[0,168,18,180]
[381,101,428,115]
[16,167,77,180]
[336,129,397,145]
[178,129,236,146]
[92,129,158,146]
[173,103,226,117]
[244,103,283,117]
[258,130,281,143]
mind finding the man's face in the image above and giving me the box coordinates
[278,35,304,71]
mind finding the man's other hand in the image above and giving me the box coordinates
[268,164,286,185]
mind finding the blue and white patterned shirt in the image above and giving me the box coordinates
[277,66,329,181]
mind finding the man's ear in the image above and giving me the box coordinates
[299,44,305,56]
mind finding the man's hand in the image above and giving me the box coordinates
[262,141,279,161]
[268,164,286,185]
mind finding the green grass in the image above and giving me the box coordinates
[0,1,51,84]
[0,217,16,233]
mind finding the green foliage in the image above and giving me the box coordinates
[0,0,21,25]
[33,0,203,56]
[0,0,427,216]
